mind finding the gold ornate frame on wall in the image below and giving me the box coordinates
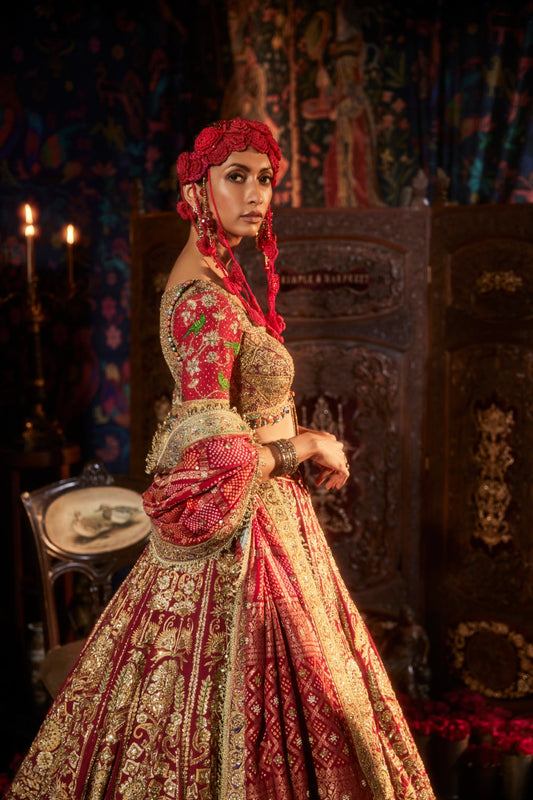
[448,620,533,699]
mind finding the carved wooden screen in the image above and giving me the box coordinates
[252,208,429,619]
[130,207,430,620]
[426,204,533,698]
[130,211,189,478]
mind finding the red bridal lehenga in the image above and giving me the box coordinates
[7,280,435,800]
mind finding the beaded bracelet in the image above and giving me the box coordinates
[270,439,299,477]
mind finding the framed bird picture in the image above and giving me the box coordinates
[43,485,151,556]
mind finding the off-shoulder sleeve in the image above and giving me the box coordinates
[143,284,259,559]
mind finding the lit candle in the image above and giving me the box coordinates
[24,204,35,283]
[66,224,75,287]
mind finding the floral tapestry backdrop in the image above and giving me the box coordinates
[221,0,533,208]
[0,1,531,474]
[0,3,231,473]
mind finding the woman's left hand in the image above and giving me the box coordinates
[314,463,350,491]
[298,425,351,490]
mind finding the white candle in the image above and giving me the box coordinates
[24,204,35,283]
[66,224,75,287]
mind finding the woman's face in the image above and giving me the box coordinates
[207,147,274,246]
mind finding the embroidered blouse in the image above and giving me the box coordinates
[143,279,296,560]
[161,279,295,429]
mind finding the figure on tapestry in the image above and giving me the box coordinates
[322,3,383,207]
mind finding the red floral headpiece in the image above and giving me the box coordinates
[175,118,285,342]
[176,117,281,194]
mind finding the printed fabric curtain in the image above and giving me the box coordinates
[221,0,533,207]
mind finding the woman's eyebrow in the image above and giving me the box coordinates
[224,162,273,173]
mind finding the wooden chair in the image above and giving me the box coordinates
[20,459,151,697]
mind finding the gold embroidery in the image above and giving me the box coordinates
[257,479,434,800]
[219,504,252,800]
[180,559,215,796]
[146,402,251,475]
[239,335,294,429]
[7,545,243,800]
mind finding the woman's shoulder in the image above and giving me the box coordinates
[161,278,248,329]
[163,278,236,305]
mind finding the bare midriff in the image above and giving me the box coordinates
[253,416,296,444]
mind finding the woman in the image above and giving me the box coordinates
[6,118,434,800]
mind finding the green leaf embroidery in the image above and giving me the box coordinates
[218,372,230,391]
[183,314,206,337]
[224,341,241,355]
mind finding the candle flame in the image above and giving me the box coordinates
[25,204,35,236]
[66,224,75,245]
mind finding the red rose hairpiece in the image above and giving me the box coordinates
[176,117,281,189]
[175,117,285,341]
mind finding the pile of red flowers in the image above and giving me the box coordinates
[401,696,472,741]
[401,688,533,755]
[494,717,533,756]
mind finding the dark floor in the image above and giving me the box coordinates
[1,622,48,773]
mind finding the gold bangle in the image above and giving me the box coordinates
[270,439,299,477]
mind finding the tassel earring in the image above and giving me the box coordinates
[191,180,217,258]
[255,207,285,339]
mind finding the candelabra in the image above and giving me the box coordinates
[20,277,65,452]
[2,204,82,452]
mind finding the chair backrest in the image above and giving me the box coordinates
[21,460,151,650]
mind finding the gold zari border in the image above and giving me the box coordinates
[146,401,251,475]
